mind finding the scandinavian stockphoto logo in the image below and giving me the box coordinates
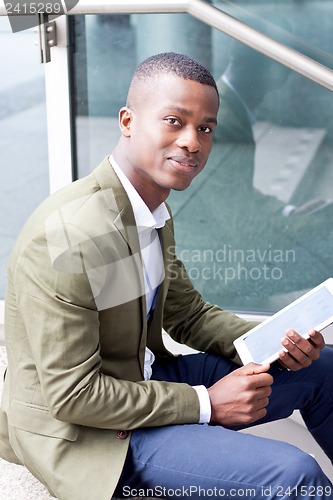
[5,0,79,33]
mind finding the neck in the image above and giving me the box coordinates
[129,175,169,212]
[112,147,169,212]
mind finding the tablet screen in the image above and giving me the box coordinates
[243,286,333,363]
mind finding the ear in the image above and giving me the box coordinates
[119,106,133,137]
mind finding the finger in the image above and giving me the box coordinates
[278,350,303,371]
[278,348,313,371]
[248,406,268,424]
[255,387,272,402]
[308,329,326,349]
[257,385,273,398]
[283,329,321,361]
[243,362,271,375]
[280,336,313,366]
[285,329,307,346]
[256,372,274,388]
[283,332,313,355]
[257,396,270,410]
[285,328,325,350]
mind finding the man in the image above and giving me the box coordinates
[1,53,332,500]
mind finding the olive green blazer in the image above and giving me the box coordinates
[0,157,254,500]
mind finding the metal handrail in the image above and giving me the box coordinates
[0,0,333,91]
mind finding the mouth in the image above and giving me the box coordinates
[168,156,199,172]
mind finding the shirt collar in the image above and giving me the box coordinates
[109,155,170,232]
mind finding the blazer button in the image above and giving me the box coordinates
[116,430,129,440]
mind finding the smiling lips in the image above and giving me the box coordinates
[169,156,198,170]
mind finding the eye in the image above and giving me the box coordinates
[199,125,213,134]
[165,117,181,126]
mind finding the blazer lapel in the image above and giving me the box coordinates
[93,158,142,256]
[160,218,175,302]
[93,157,148,376]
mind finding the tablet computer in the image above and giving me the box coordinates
[234,278,333,365]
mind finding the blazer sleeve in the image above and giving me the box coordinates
[11,228,200,431]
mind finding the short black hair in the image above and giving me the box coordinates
[127,52,219,106]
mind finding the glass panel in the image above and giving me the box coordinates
[0,17,49,299]
[213,0,333,70]
[72,9,333,314]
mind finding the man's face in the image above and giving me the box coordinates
[119,73,219,203]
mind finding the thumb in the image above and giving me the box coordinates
[243,362,270,375]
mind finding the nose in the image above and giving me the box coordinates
[176,126,201,153]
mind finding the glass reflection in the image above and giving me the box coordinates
[72,10,333,313]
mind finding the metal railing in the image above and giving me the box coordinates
[0,0,333,91]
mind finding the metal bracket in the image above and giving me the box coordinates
[38,13,57,63]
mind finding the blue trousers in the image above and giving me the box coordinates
[114,348,333,499]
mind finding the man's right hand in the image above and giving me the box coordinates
[208,363,273,427]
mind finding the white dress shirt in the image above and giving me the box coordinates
[109,155,211,423]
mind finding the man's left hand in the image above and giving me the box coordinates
[278,329,325,371]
